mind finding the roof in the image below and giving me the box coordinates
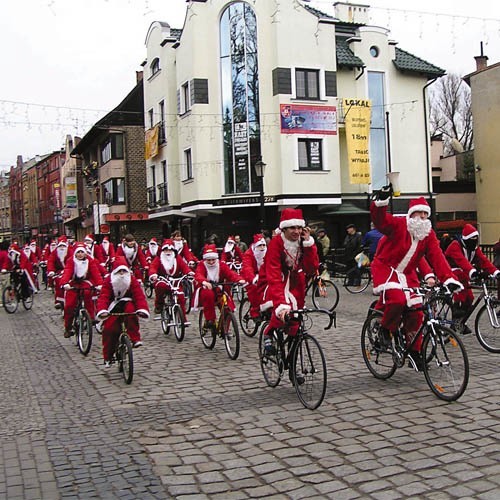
[170,28,182,40]
[393,47,445,78]
[336,36,365,68]
[302,4,337,21]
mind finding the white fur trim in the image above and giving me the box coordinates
[493,270,500,278]
[443,277,463,290]
[260,300,273,312]
[396,240,419,273]
[462,230,479,240]
[372,281,403,295]
[96,309,109,320]
[302,237,314,247]
[408,204,431,217]
[112,265,129,275]
[374,198,390,207]
[279,218,305,229]
[149,273,158,281]
[275,303,291,318]
[469,269,476,279]
[203,252,218,260]
[423,273,435,281]
[136,309,150,319]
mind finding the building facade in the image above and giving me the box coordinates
[143,0,444,252]
[0,173,11,242]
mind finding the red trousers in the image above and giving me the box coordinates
[101,301,140,361]
[246,284,263,319]
[265,288,305,337]
[154,281,187,316]
[63,286,95,330]
[54,274,64,305]
[199,288,235,322]
[452,269,474,309]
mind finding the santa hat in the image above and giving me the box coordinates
[73,243,87,255]
[462,224,479,240]
[84,234,94,243]
[252,233,266,248]
[226,235,236,244]
[8,244,21,255]
[279,208,305,230]
[161,239,176,251]
[149,237,158,245]
[102,235,110,241]
[407,197,431,218]
[111,256,130,274]
[202,244,219,260]
[57,236,68,247]
[30,239,37,245]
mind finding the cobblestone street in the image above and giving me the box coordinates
[1,284,500,499]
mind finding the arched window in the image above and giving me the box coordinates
[150,58,160,77]
[220,2,260,194]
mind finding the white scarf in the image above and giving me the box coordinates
[73,257,89,279]
[253,246,267,270]
[57,246,68,265]
[205,260,220,282]
[282,234,300,269]
[111,271,131,299]
[407,217,432,241]
[161,252,176,275]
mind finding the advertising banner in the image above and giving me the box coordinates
[65,176,77,208]
[280,104,337,135]
[343,98,371,184]
[145,124,160,160]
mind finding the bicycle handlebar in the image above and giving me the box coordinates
[285,308,336,330]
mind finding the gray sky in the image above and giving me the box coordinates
[1,0,499,169]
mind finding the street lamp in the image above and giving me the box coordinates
[254,158,267,230]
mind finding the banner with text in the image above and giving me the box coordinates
[145,124,160,160]
[280,104,337,135]
[343,98,371,184]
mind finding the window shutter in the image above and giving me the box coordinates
[272,67,292,96]
[325,71,337,97]
[177,89,181,114]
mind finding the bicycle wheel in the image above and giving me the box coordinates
[22,289,34,310]
[475,300,500,353]
[238,297,259,337]
[422,325,468,402]
[292,334,327,410]
[311,278,340,312]
[223,310,240,360]
[429,295,455,331]
[183,279,193,314]
[344,267,371,294]
[198,310,216,349]
[77,309,93,356]
[361,312,397,379]
[2,285,19,314]
[118,335,134,384]
[258,326,282,387]
[145,282,153,299]
[160,306,170,335]
[172,304,186,342]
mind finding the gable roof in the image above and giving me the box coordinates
[393,47,445,78]
[302,4,337,21]
[336,37,365,68]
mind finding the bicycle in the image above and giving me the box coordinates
[156,275,188,342]
[198,282,241,360]
[181,273,194,314]
[431,272,500,354]
[305,267,340,312]
[67,285,97,356]
[143,268,154,299]
[325,251,371,294]
[258,308,334,410]
[361,284,469,402]
[227,261,245,303]
[2,270,34,314]
[102,312,135,385]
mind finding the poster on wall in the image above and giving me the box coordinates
[343,98,371,184]
[65,176,77,208]
[280,104,337,135]
[145,124,160,160]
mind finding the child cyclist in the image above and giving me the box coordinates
[95,256,150,367]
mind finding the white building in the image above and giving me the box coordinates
[143,0,444,250]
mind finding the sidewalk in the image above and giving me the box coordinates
[0,287,499,499]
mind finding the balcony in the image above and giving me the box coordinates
[147,187,157,208]
[157,182,169,206]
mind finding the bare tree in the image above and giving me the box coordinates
[429,73,473,154]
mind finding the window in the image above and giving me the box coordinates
[148,109,154,129]
[102,178,125,205]
[150,58,160,77]
[370,46,380,58]
[182,82,191,114]
[184,149,193,180]
[159,100,166,143]
[101,134,124,164]
[158,160,168,205]
[298,139,323,170]
[368,72,387,188]
[295,69,320,100]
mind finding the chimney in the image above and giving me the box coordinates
[136,70,143,83]
[474,41,488,71]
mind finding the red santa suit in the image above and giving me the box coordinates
[261,208,319,336]
[2,244,37,297]
[220,236,244,271]
[115,241,148,281]
[445,224,500,309]
[173,238,199,268]
[29,239,43,262]
[194,244,242,322]
[149,239,191,315]
[96,257,150,362]
[371,196,461,351]
[99,236,115,271]
[144,237,160,264]
[241,234,267,319]
[60,244,103,333]
[47,236,71,307]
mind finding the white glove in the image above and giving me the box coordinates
[48,271,55,278]
[63,284,71,291]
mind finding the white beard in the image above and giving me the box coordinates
[23,248,31,258]
[149,244,158,256]
[174,240,184,252]
[123,245,136,263]
[50,244,57,252]
[161,252,176,274]
[30,244,37,253]
[205,261,220,282]
[282,235,300,268]
[85,243,94,257]
[9,253,19,266]
[101,240,109,254]
[111,272,131,299]
[253,247,267,270]
[74,258,89,279]
[57,246,68,265]
[224,242,235,254]
[407,217,432,241]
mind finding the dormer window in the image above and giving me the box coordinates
[150,58,160,77]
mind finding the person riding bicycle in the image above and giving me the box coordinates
[144,237,160,265]
[149,238,192,319]
[444,223,500,334]
[193,243,245,331]
[60,243,103,338]
[95,256,150,367]
[220,235,244,270]
[171,230,198,269]
[99,235,115,272]
[115,233,149,282]
[1,243,37,299]
[371,187,462,370]
[261,208,319,351]
[241,233,267,320]
[47,236,71,309]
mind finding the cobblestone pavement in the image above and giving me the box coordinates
[1,282,500,499]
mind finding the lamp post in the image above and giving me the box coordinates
[254,158,267,231]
